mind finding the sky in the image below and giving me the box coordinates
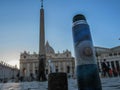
[0,0,120,68]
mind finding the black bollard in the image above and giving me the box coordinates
[48,73,68,90]
[72,14,102,90]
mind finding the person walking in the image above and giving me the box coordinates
[101,59,109,77]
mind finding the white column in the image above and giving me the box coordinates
[69,62,72,73]
[48,61,50,74]
[4,67,6,79]
[65,62,67,73]
[60,62,63,72]
[109,61,112,69]
[62,62,64,72]
[20,63,23,76]
[51,62,55,72]
[0,66,1,78]
[27,63,30,77]
[2,66,3,79]
[54,62,56,72]
[114,61,117,69]
[33,62,35,76]
[99,61,102,71]
[58,62,61,72]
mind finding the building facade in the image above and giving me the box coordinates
[0,61,19,82]
[20,45,120,79]
[95,46,120,76]
[20,42,75,79]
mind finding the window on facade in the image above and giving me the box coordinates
[109,53,112,56]
[61,68,63,71]
[114,53,117,56]
[111,61,115,69]
[35,70,38,75]
[30,69,32,73]
[23,68,26,75]
[115,61,120,71]
[55,66,58,72]
[30,73,33,77]
[66,54,69,57]
[118,52,120,55]
[24,56,26,59]
[67,66,70,73]
[72,66,74,73]
[107,62,110,67]
[56,69,58,72]
[103,59,106,62]
[46,69,48,74]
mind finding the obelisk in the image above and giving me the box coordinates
[38,0,46,81]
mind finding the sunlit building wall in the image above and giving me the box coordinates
[0,61,19,81]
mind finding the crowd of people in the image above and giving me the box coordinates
[100,60,120,77]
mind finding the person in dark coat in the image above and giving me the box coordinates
[101,59,109,77]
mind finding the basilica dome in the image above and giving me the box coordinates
[45,41,55,54]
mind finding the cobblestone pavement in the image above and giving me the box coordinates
[0,77,120,90]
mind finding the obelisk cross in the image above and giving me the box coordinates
[41,0,43,8]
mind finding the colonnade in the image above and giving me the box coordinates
[20,60,75,79]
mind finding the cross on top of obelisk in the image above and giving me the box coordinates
[41,0,43,8]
